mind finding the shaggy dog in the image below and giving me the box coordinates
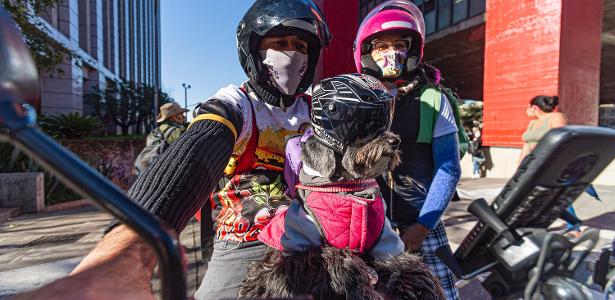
[238,129,445,300]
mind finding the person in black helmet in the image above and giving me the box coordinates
[64,1,331,299]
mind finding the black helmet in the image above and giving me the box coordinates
[237,0,331,96]
[311,73,395,153]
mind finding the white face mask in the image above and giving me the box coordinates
[260,49,308,95]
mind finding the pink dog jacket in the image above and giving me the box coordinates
[259,179,385,255]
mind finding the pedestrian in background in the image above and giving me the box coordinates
[155,102,189,141]
[518,95,585,235]
[134,102,188,175]
[470,126,485,178]
[518,95,567,163]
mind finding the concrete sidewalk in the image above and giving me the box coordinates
[447,178,615,251]
[0,208,204,299]
[0,179,613,299]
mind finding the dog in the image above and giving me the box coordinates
[238,74,445,300]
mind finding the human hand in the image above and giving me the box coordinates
[15,226,163,300]
[13,270,157,300]
[400,223,430,252]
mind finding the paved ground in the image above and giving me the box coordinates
[0,209,204,299]
[447,179,615,252]
[0,178,613,299]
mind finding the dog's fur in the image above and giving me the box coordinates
[302,131,402,180]
[372,252,446,300]
[239,247,445,300]
[238,130,445,299]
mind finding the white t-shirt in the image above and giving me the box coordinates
[201,84,311,243]
[205,84,311,173]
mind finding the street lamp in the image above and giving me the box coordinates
[182,83,191,118]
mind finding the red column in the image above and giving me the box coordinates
[314,0,359,81]
[482,0,603,147]
[558,0,603,126]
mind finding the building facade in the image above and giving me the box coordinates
[315,0,614,184]
[38,0,161,114]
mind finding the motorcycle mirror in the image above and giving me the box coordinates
[0,6,40,108]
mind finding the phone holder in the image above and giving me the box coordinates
[436,126,615,299]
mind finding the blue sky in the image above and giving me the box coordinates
[161,1,254,113]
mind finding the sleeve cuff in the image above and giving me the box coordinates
[189,114,238,141]
[417,212,441,230]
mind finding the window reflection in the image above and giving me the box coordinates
[437,0,452,30]
[453,0,468,24]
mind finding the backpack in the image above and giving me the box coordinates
[134,125,177,175]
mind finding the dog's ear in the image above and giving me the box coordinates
[301,136,337,180]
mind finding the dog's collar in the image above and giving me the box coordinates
[296,179,378,193]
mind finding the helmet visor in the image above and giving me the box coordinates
[356,102,393,141]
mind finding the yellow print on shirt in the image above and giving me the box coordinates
[255,127,304,171]
[257,128,299,153]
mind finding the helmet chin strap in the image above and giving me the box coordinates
[405,56,420,74]
[360,54,383,79]
[247,80,296,108]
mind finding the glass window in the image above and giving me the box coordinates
[425,9,436,35]
[453,0,468,23]
[437,0,451,30]
[103,0,110,69]
[360,5,368,21]
[78,0,93,53]
[469,0,485,16]
[424,0,436,11]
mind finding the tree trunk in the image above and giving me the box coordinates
[135,119,142,135]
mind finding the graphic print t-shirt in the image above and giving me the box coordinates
[206,84,310,243]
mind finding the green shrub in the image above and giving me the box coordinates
[38,113,102,139]
[459,100,483,130]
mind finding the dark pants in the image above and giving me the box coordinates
[194,240,267,300]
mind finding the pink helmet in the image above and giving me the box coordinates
[354,1,426,77]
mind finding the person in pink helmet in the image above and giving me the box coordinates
[354,1,467,299]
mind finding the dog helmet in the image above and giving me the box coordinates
[237,0,331,96]
[354,0,425,79]
[311,73,395,153]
